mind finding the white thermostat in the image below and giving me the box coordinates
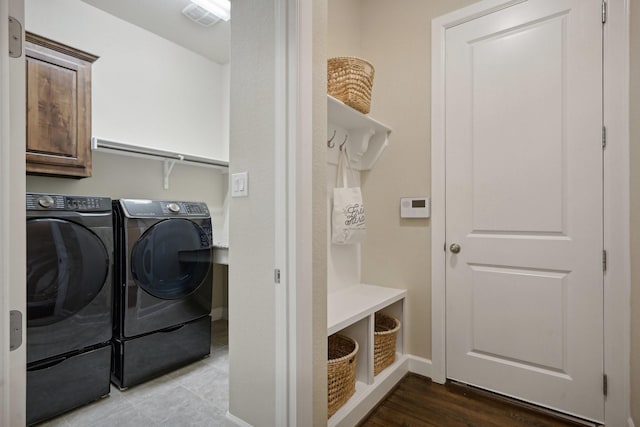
[400,197,430,218]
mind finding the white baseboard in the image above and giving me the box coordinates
[407,355,433,378]
[225,411,253,427]
[211,307,228,321]
[629,416,637,427]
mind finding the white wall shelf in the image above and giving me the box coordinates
[328,284,406,335]
[327,283,407,426]
[327,96,391,170]
[91,137,229,190]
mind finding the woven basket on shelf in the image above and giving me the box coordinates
[327,56,375,114]
[327,334,358,418]
[374,313,400,376]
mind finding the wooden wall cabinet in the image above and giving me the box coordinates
[25,32,98,178]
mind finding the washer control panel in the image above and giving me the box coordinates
[26,193,111,212]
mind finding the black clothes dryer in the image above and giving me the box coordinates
[112,199,213,389]
[26,193,113,426]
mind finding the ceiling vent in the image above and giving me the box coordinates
[182,3,221,27]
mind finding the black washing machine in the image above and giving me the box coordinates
[26,193,113,426]
[112,199,213,389]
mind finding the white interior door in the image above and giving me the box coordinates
[1,0,27,425]
[444,0,604,422]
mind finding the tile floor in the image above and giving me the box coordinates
[39,320,229,427]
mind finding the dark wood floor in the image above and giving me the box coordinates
[359,374,591,427]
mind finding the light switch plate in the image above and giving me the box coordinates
[231,172,249,197]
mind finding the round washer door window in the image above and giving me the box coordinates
[131,219,211,300]
[27,218,109,327]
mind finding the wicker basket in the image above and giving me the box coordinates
[374,313,400,376]
[327,334,358,418]
[327,57,375,114]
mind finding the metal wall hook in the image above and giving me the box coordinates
[327,129,337,148]
[339,134,348,151]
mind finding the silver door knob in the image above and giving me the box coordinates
[450,243,461,254]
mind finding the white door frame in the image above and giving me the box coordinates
[277,0,318,424]
[274,0,316,424]
[0,0,26,425]
[431,0,630,425]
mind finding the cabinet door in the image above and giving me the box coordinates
[25,33,97,178]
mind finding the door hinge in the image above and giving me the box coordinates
[602,250,607,272]
[602,126,607,149]
[602,0,607,24]
[274,268,281,284]
[9,310,22,351]
[603,374,608,396]
[8,16,22,58]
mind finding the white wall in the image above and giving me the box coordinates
[227,0,277,424]
[24,0,230,314]
[25,0,229,161]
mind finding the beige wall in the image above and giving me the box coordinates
[328,0,475,358]
[630,0,640,422]
[327,0,362,57]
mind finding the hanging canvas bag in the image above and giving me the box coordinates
[332,147,366,245]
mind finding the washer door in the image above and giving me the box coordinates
[131,219,211,300]
[27,218,110,327]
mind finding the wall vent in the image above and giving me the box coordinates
[182,3,220,27]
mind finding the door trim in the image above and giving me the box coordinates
[431,0,630,425]
[0,0,26,424]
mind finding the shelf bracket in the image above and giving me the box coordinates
[163,156,183,190]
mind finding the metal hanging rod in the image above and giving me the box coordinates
[91,137,229,169]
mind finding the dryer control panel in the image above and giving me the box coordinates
[119,199,210,218]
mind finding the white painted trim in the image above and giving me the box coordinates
[629,417,637,427]
[602,1,631,425]
[430,1,449,385]
[225,411,254,427]
[289,0,316,424]
[0,1,10,423]
[274,0,290,425]
[1,0,26,424]
[431,0,631,424]
[210,307,228,321]
[407,355,433,379]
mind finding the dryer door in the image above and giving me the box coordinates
[122,218,213,337]
[131,219,211,299]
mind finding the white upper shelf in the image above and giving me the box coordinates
[327,283,406,335]
[327,95,392,171]
[91,137,228,190]
[91,137,229,169]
